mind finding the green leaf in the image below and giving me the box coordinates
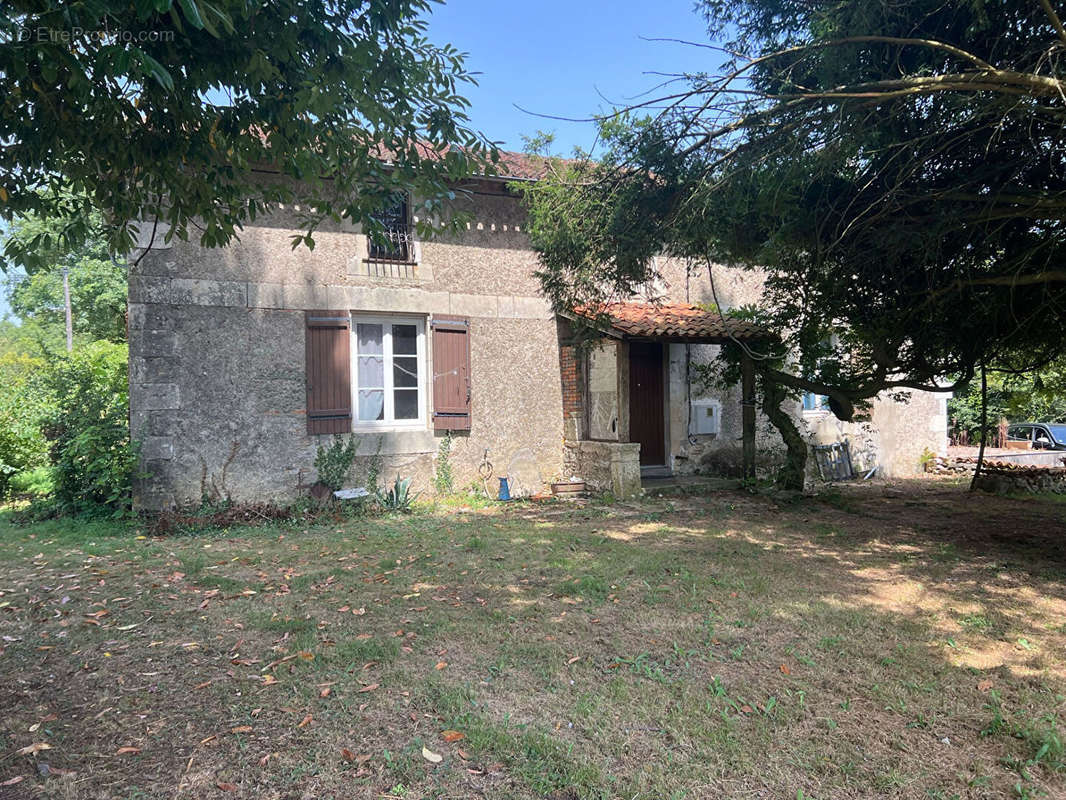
[176,0,205,30]
[136,51,174,91]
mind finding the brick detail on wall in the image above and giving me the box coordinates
[559,345,583,418]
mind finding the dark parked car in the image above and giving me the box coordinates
[1005,423,1066,450]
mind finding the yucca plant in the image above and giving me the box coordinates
[375,475,418,512]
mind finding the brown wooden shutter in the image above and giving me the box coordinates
[305,311,352,435]
[431,316,471,431]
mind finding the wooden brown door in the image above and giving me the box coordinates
[629,341,665,466]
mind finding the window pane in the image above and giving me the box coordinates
[393,324,417,355]
[358,355,384,387]
[394,389,418,420]
[357,389,384,421]
[357,324,383,355]
[393,356,418,388]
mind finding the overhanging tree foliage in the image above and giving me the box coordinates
[1,0,496,270]
[520,0,1066,487]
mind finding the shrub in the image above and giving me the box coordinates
[40,341,138,515]
[314,435,357,492]
[0,352,51,497]
[9,466,53,498]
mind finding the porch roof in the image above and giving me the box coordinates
[572,302,772,344]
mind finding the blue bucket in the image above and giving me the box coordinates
[498,477,511,501]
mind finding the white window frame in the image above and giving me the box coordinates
[351,313,427,430]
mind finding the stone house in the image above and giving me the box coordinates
[128,152,948,510]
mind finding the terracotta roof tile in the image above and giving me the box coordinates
[575,302,770,342]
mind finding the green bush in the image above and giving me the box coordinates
[0,352,51,497]
[41,341,138,515]
[9,466,53,498]
[314,435,357,492]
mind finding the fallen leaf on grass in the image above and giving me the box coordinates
[40,764,75,777]
[230,726,253,734]
[194,680,212,690]
[421,746,442,763]
[977,679,994,692]
[739,705,754,714]
[319,687,331,698]
[297,714,312,728]
[435,661,447,670]
[1,776,25,786]
[17,743,52,756]
[357,683,379,693]
[217,782,238,792]
[779,664,791,675]
[261,675,278,686]
[441,730,465,742]
[567,655,581,665]
[341,749,372,764]
[116,746,141,755]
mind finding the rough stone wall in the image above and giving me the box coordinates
[563,440,641,498]
[130,183,564,509]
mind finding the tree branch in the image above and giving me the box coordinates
[1040,0,1066,45]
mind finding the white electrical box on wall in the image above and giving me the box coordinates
[691,398,722,435]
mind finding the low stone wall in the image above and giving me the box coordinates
[563,440,641,498]
[971,465,1066,494]
[943,456,1066,494]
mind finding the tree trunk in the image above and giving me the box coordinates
[969,362,988,492]
[760,376,807,491]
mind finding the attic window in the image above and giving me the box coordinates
[368,196,412,263]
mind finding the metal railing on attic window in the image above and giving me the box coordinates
[367,197,413,265]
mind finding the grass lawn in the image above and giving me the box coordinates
[0,481,1064,799]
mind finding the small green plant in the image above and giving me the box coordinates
[365,436,383,496]
[314,435,357,492]
[981,691,1007,737]
[376,474,417,512]
[434,431,454,495]
[918,446,937,472]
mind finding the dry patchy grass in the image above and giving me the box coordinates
[0,482,1064,799]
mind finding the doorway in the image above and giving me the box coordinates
[628,341,666,466]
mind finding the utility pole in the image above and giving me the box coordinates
[62,266,73,352]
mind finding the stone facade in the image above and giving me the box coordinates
[130,182,565,509]
[129,177,948,509]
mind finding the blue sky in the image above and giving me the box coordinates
[430,0,719,154]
